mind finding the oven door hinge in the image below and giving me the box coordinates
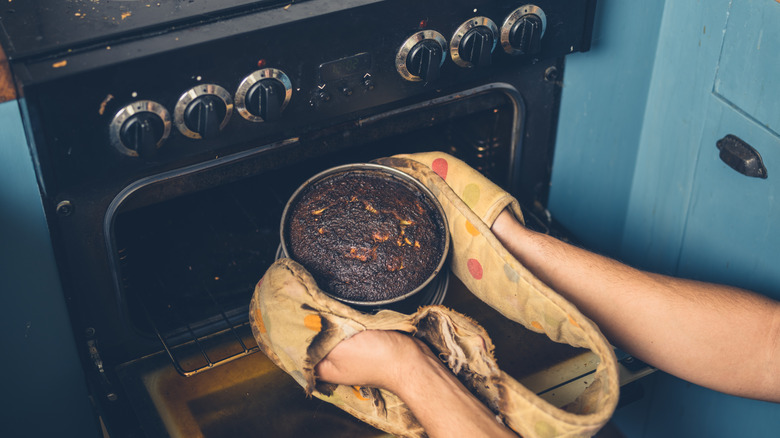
[86,330,118,402]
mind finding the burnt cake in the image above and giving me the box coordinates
[285,168,446,303]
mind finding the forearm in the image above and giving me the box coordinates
[492,211,780,402]
[315,330,517,437]
[388,349,516,438]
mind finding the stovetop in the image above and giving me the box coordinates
[0,0,307,59]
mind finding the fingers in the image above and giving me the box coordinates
[314,330,429,392]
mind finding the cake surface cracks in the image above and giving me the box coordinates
[287,171,445,302]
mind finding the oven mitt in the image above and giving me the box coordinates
[251,258,497,438]
[250,152,619,437]
[372,152,620,435]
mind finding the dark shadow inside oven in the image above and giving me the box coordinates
[112,88,592,437]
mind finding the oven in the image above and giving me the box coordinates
[1,1,650,436]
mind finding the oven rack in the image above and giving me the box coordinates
[142,279,260,377]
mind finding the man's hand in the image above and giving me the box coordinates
[315,330,518,438]
[315,330,431,392]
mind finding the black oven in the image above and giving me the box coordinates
[1,1,619,436]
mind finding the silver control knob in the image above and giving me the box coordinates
[450,17,499,68]
[109,100,171,158]
[396,30,448,82]
[235,68,292,122]
[174,84,233,139]
[501,4,547,55]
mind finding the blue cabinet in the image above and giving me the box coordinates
[677,0,780,298]
[621,0,779,294]
[0,100,99,437]
[678,100,779,298]
[554,0,780,436]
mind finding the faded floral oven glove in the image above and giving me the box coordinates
[250,152,619,438]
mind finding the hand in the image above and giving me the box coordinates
[315,330,432,393]
[315,330,518,438]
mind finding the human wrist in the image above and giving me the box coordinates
[376,336,436,395]
[492,208,531,245]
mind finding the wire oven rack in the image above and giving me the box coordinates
[115,174,288,377]
[141,279,260,377]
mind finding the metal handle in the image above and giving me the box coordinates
[716,134,767,179]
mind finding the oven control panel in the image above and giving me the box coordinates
[173,84,234,141]
[107,4,560,158]
[20,0,596,195]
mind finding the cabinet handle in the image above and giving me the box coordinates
[716,134,767,179]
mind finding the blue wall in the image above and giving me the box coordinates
[0,100,99,437]
[549,0,665,256]
[553,0,780,436]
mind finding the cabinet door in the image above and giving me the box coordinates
[676,0,780,299]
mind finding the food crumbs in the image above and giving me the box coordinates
[283,3,291,10]
[372,232,390,242]
[345,247,371,262]
[98,94,114,115]
[121,11,132,20]
[214,276,220,280]
[52,60,68,68]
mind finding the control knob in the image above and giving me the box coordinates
[236,68,293,122]
[450,17,499,68]
[109,100,171,158]
[174,84,233,139]
[501,4,547,55]
[396,30,448,82]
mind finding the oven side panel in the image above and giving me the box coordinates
[0,100,100,437]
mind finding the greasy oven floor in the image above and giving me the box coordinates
[117,274,653,438]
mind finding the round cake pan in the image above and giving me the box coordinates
[279,162,450,308]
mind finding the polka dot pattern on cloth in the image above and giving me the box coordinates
[465,220,480,236]
[303,314,322,332]
[534,420,557,438]
[253,308,267,334]
[462,183,480,209]
[432,157,448,179]
[351,386,370,401]
[467,258,483,279]
[503,263,520,283]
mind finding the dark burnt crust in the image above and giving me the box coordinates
[287,170,445,302]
